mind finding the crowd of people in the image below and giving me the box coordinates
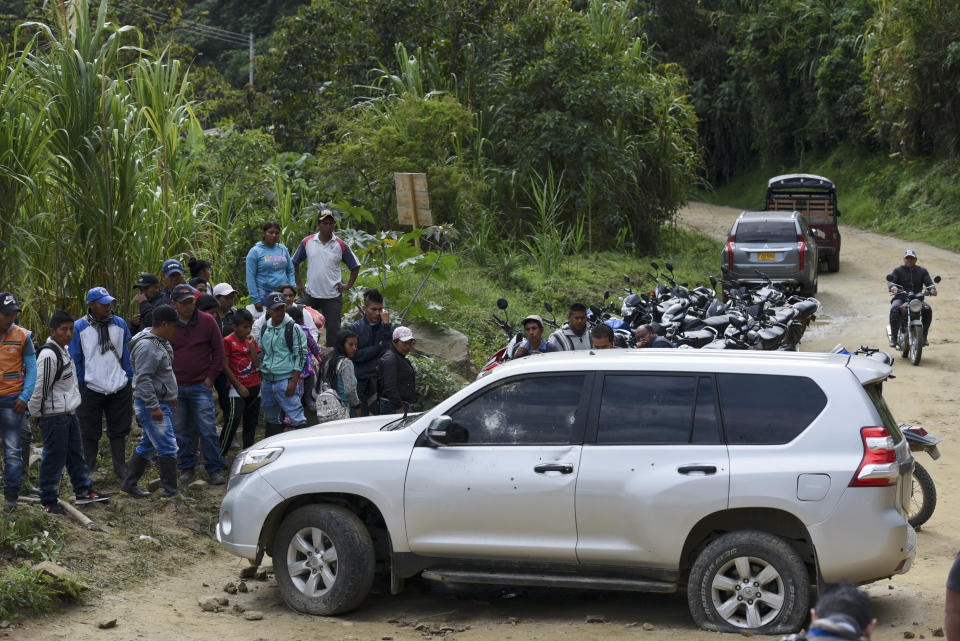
[0,208,418,511]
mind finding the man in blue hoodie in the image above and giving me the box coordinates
[69,287,133,480]
[348,289,392,415]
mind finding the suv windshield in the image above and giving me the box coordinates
[735,221,796,243]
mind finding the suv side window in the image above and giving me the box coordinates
[717,374,827,444]
[448,375,585,445]
[596,375,720,444]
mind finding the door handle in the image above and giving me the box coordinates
[678,465,717,475]
[534,463,574,474]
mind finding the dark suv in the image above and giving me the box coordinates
[766,174,841,273]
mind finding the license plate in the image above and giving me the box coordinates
[757,252,776,261]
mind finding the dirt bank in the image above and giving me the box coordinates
[18,202,960,641]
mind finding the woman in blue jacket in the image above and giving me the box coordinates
[245,222,296,312]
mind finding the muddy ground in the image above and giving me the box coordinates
[16,202,960,640]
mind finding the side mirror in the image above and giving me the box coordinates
[650,261,659,271]
[424,416,468,447]
[544,302,553,313]
[603,290,610,300]
[665,262,675,273]
[623,274,631,283]
[709,275,718,287]
[935,275,942,283]
[497,298,509,310]
[886,274,895,283]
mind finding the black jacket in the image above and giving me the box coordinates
[888,265,933,298]
[378,344,416,410]
[349,316,393,380]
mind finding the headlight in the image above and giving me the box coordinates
[909,299,923,313]
[230,447,284,478]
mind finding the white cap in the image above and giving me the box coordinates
[213,282,238,297]
[393,326,414,342]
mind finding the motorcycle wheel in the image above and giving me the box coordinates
[909,462,937,529]
[910,326,923,366]
[899,326,910,359]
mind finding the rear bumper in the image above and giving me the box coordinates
[722,268,809,288]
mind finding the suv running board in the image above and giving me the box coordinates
[421,569,676,593]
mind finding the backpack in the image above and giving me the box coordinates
[315,359,347,423]
[257,316,296,352]
[36,343,65,412]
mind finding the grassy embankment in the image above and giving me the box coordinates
[695,144,960,251]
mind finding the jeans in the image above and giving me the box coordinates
[379,399,409,415]
[355,377,378,416]
[133,399,179,460]
[173,384,225,473]
[0,405,25,499]
[261,379,306,427]
[38,414,91,505]
[219,385,261,455]
[299,294,342,347]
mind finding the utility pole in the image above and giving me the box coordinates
[248,32,254,86]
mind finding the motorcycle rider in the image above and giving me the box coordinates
[888,249,936,346]
[547,303,590,351]
[635,324,675,348]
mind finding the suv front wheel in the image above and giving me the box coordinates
[272,504,376,616]
[687,530,809,634]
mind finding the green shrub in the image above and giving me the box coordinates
[0,513,63,563]
[409,356,462,411]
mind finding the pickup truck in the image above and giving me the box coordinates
[765,174,841,272]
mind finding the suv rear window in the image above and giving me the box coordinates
[734,221,796,243]
[863,383,904,444]
[717,374,826,444]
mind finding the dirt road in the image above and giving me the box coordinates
[20,202,960,641]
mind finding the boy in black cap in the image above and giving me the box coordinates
[131,272,162,333]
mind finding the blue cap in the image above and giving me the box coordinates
[162,259,184,276]
[904,249,917,258]
[86,287,115,305]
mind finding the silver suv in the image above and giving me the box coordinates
[217,350,916,635]
[722,210,820,294]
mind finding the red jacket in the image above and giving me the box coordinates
[170,310,224,386]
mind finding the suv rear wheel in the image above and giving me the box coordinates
[687,530,809,634]
[272,504,375,615]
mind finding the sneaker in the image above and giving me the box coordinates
[178,468,196,484]
[41,502,64,515]
[208,470,227,485]
[75,491,111,505]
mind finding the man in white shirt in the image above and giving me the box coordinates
[292,208,360,346]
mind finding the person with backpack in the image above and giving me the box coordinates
[292,208,360,346]
[287,305,324,415]
[378,327,417,415]
[69,287,133,480]
[219,309,261,453]
[168,284,226,485]
[319,329,360,419]
[121,305,182,500]
[0,293,36,510]
[29,311,109,513]
[349,288,392,415]
[258,292,307,437]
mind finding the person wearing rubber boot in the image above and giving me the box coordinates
[122,305,181,500]
[29,311,109,513]
[69,287,133,480]
[168,284,227,486]
[0,293,36,511]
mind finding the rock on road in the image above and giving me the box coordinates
[20,202,960,641]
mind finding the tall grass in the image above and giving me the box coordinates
[1,0,209,328]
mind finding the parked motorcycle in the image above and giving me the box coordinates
[478,298,522,379]
[902,423,941,529]
[886,274,942,366]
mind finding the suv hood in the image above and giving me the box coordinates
[255,414,422,446]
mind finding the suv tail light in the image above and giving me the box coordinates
[850,426,898,487]
[796,234,806,270]
[727,234,735,269]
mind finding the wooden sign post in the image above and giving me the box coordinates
[395,172,432,249]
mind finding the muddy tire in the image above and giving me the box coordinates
[909,462,937,529]
[272,504,375,616]
[688,530,808,635]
